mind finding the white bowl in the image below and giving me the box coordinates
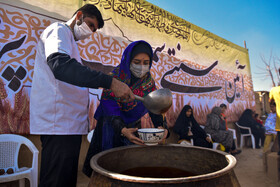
[137,128,165,145]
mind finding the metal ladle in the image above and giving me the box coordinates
[134,88,173,115]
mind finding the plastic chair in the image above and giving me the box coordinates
[179,139,194,146]
[228,128,238,149]
[0,134,39,187]
[234,122,255,149]
[212,142,220,150]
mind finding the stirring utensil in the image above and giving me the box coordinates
[134,88,173,114]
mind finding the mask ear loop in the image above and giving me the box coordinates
[76,14,83,25]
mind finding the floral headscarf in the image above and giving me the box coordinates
[94,40,156,124]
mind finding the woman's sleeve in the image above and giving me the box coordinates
[111,116,126,136]
[214,121,221,130]
[208,116,220,130]
[192,121,207,138]
[173,118,190,140]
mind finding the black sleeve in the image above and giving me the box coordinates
[149,112,170,138]
[173,122,191,141]
[47,52,113,89]
[192,122,207,139]
[111,117,126,136]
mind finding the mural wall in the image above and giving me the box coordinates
[0,1,255,134]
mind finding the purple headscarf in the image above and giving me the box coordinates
[94,40,156,124]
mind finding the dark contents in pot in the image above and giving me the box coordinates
[121,167,196,178]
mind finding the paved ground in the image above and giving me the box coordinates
[233,148,278,187]
[77,147,279,187]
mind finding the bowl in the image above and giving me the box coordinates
[137,128,165,145]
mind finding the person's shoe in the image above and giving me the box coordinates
[278,151,280,155]
[256,145,261,149]
[231,150,242,156]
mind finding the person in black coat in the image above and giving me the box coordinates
[173,105,212,148]
[238,109,265,148]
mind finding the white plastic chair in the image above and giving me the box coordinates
[228,128,238,149]
[235,122,255,149]
[0,134,39,187]
[179,139,194,146]
[87,129,95,143]
[212,142,220,150]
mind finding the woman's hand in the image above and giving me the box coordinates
[206,136,211,143]
[121,127,145,145]
[157,126,168,144]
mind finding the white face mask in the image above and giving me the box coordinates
[130,63,150,78]
[74,16,92,40]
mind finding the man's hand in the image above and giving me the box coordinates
[121,127,145,145]
[111,78,135,102]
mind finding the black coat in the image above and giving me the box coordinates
[173,105,211,148]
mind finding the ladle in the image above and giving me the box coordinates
[134,88,172,114]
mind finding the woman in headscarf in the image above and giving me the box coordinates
[83,40,169,177]
[238,109,265,149]
[204,107,240,154]
[173,105,212,148]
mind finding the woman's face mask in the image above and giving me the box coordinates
[130,53,151,78]
[74,15,93,40]
[130,63,150,78]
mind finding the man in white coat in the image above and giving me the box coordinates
[30,4,134,187]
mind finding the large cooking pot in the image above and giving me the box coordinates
[89,144,240,187]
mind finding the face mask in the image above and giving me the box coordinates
[130,63,150,78]
[74,16,92,40]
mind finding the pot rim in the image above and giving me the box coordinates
[90,144,237,184]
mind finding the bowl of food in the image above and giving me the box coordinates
[137,128,165,145]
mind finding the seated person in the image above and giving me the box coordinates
[254,113,264,126]
[220,103,238,148]
[173,105,212,148]
[83,40,169,177]
[238,109,265,149]
[220,103,228,130]
[204,107,241,155]
[263,102,277,153]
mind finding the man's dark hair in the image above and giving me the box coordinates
[220,103,227,109]
[73,4,104,29]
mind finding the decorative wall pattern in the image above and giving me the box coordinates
[0,1,254,134]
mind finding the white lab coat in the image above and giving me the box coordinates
[30,22,89,135]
